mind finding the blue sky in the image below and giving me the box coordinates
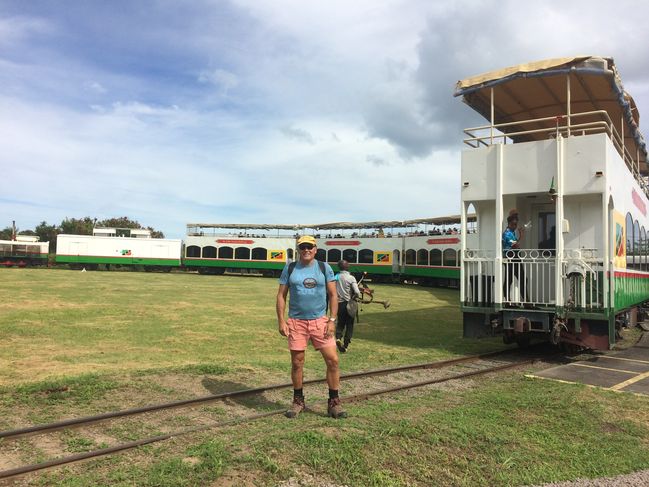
[2,0,649,238]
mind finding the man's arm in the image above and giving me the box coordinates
[326,281,338,337]
[276,284,289,336]
[350,276,361,298]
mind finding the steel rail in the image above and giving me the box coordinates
[0,357,535,480]
[0,348,521,441]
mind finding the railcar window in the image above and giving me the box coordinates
[202,246,216,258]
[343,249,357,263]
[218,246,233,259]
[443,248,457,267]
[626,213,634,269]
[186,245,201,258]
[634,220,640,270]
[417,249,428,266]
[287,248,294,260]
[405,249,416,265]
[430,249,442,266]
[316,249,326,261]
[327,248,341,263]
[359,249,373,264]
[235,247,251,260]
[251,247,267,260]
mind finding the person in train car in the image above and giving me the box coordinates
[502,212,528,302]
[335,260,361,354]
[276,235,347,419]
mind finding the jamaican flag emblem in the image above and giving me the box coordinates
[269,250,284,261]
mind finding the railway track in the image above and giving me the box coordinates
[0,348,541,481]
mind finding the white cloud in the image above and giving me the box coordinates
[84,81,106,94]
[198,68,239,94]
[3,0,649,236]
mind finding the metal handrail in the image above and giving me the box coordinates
[462,109,645,192]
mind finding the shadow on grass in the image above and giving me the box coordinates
[200,378,286,411]
[351,303,507,356]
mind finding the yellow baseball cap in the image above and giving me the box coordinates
[297,235,316,246]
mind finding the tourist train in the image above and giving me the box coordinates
[457,56,649,350]
[48,216,470,286]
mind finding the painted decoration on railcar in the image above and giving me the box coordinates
[375,252,391,264]
[614,210,626,268]
[426,238,460,245]
[632,188,647,216]
[269,250,284,261]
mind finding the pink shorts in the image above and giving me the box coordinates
[287,316,336,351]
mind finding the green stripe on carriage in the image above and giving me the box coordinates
[346,264,391,275]
[56,255,180,266]
[613,273,649,312]
[402,266,460,278]
[183,259,285,270]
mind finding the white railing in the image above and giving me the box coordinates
[463,249,497,306]
[463,110,648,197]
[463,248,604,310]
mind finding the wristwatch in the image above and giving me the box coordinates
[328,317,336,323]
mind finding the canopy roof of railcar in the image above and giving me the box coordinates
[187,214,475,232]
[454,56,648,173]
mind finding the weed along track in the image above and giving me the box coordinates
[0,349,539,481]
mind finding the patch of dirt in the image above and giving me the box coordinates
[211,469,266,486]
[1,300,91,310]
[0,447,25,471]
[31,434,67,459]
[600,422,623,434]
[276,469,349,487]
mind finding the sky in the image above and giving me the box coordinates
[2,0,649,238]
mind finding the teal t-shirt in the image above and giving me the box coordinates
[279,260,335,319]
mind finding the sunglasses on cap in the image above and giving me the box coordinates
[298,243,315,250]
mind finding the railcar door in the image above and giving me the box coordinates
[533,206,556,305]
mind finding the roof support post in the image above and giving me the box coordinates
[555,134,565,308]
[566,74,571,137]
[490,87,494,145]
[494,143,504,304]
[460,202,467,303]
[602,193,609,310]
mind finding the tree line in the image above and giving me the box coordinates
[1,217,165,252]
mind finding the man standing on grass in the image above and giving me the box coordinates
[335,259,361,354]
[276,235,347,419]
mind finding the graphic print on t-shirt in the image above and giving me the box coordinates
[303,278,317,289]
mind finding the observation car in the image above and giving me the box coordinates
[56,228,182,270]
[0,236,49,267]
[457,56,649,350]
[184,218,473,285]
[184,224,297,276]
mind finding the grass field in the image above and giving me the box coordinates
[1,268,649,486]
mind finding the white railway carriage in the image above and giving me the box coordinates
[0,236,49,267]
[314,235,403,278]
[457,56,649,350]
[312,217,472,284]
[56,230,182,270]
[184,224,296,275]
